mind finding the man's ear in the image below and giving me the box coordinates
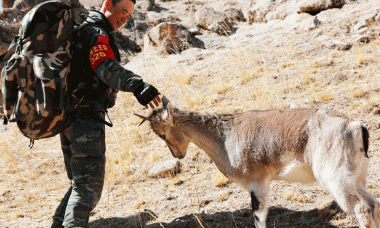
[104,0,112,11]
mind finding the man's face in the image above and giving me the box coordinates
[104,0,134,31]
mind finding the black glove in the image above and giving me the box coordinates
[133,83,159,106]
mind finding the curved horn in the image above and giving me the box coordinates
[134,113,150,127]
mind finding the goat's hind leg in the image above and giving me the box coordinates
[357,185,380,228]
[318,171,377,228]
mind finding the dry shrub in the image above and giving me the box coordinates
[239,67,265,85]
[211,170,229,187]
[209,79,230,94]
[279,61,295,68]
[117,187,128,196]
[331,219,346,226]
[182,94,203,110]
[353,47,368,65]
[353,89,365,98]
[355,52,367,65]
[320,93,334,101]
[301,71,313,85]
[284,190,311,203]
[133,197,145,210]
[310,57,334,68]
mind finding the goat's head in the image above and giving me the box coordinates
[135,96,190,159]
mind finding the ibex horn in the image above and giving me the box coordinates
[134,113,150,127]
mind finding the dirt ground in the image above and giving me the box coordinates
[1,0,380,227]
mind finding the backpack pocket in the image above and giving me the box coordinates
[33,48,70,116]
[1,53,31,122]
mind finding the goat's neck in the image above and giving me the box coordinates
[174,110,232,169]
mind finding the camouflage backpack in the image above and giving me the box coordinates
[0,0,82,146]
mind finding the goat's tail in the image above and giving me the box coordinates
[347,121,369,158]
[361,126,369,158]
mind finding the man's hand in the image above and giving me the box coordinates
[145,94,162,109]
[134,83,161,108]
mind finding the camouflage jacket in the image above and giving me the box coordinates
[71,10,145,109]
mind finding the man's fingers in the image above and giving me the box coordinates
[153,98,159,107]
[145,94,163,109]
[156,95,162,103]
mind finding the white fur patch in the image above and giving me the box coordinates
[276,162,316,184]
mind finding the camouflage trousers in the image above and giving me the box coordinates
[53,102,106,228]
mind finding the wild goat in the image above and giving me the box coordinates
[135,97,380,228]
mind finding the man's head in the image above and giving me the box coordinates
[101,0,135,31]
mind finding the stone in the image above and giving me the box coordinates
[354,20,368,32]
[2,0,16,8]
[297,0,345,14]
[134,0,154,13]
[195,8,233,35]
[148,159,181,178]
[326,40,351,50]
[223,7,245,22]
[144,22,192,54]
[376,12,380,22]
[301,16,321,31]
[351,35,370,44]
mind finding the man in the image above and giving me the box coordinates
[51,0,161,227]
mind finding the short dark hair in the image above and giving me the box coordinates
[102,0,136,6]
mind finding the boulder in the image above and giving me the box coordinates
[351,35,370,44]
[223,7,245,22]
[148,159,181,178]
[196,8,233,35]
[299,16,321,31]
[376,12,380,22]
[2,0,16,9]
[297,0,345,14]
[134,0,154,13]
[12,0,45,10]
[0,8,26,22]
[353,12,378,32]
[325,40,351,50]
[146,11,180,26]
[144,22,192,54]
[248,1,275,24]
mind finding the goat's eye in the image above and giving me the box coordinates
[159,134,166,140]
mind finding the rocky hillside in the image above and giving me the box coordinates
[1,0,380,227]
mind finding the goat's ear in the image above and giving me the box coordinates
[161,96,175,126]
[162,95,170,108]
[167,102,174,126]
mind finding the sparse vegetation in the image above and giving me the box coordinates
[2,0,380,227]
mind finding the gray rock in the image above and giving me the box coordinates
[353,12,378,31]
[351,35,370,44]
[376,12,380,22]
[135,0,154,13]
[146,11,167,26]
[354,20,368,32]
[148,159,181,178]
[195,8,233,35]
[223,7,245,22]
[189,27,201,36]
[326,40,351,50]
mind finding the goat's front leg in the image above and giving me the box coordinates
[248,179,270,228]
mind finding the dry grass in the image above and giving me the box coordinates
[2,0,380,227]
[284,190,312,204]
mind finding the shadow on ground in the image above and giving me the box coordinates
[89,202,354,228]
